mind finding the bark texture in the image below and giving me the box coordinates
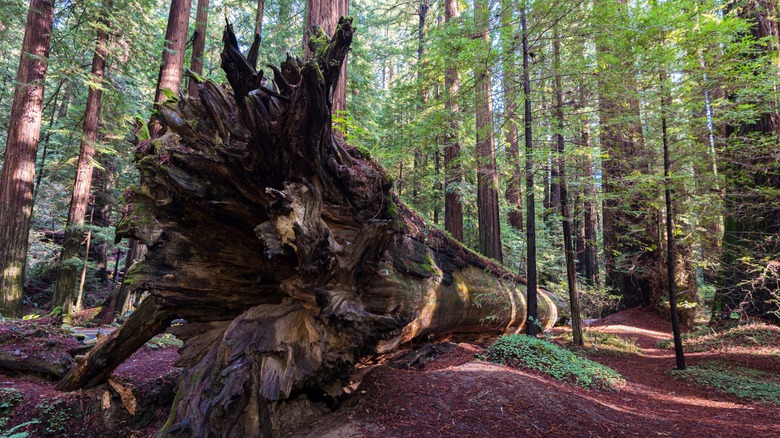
[443,0,463,241]
[57,21,557,436]
[305,0,348,117]
[0,0,54,317]
[187,0,209,98]
[155,0,191,103]
[474,0,502,262]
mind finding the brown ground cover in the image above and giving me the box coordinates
[1,308,778,437]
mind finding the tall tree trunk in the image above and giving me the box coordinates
[0,0,54,317]
[474,0,502,262]
[52,6,111,315]
[187,0,209,98]
[718,0,780,320]
[255,0,265,39]
[411,0,430,211]
[595,0,661,307]
[155,0,191,103]
[501,0,523,231]
[443,0,463,241]
[304,0,348,117]
[554,26,582,346]
[661,70,685,370]
[57,23,559,437]
[521,5,538,336]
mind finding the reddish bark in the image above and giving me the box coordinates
[0,0,55,317]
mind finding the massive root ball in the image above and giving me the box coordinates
[57,18,557,437]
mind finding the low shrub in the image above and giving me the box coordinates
[482,334,625,390]
[670,360,780,405]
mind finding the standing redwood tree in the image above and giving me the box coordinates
[155,0,191,103]
[57,22,558,436]
[443,0,463,241]
[187,0,209,98]
[0,0,54,317]
[304,0,348,116]
[474,0,502,262]
[52,3,112,314]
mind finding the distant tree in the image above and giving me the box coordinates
[594,0,662,307]
[474,0,502,262]
[155,0,191,103]
[0,0,55,317]
[718,0,780,321]
[501,0,523,232]
[52,1,112,315]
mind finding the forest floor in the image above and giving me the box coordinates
[1,308,778,437]
[293,307,780,438]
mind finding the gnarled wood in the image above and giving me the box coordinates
[58,19,557,436]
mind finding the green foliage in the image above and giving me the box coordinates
[0,389,23,416]
[34,400,79,437]
[482,334,625,390]
[550,330,641,356]
[0,420,40,438]
[658,322,780,353]
[147,333,183,349]
[670,361,780,405]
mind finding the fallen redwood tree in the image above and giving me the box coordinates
[57,19,558,436]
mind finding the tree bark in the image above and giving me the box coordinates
[187,0,209,98]
[474,0,502,262]
[554,26,582,346]
[57,22,558,436]
[443,0,463,241]
[256,0,265,39]
[304,0,348,117]
[155,0,191,103]
[0,0,54,317]
[53,6,111,314]
[521,5,539,336]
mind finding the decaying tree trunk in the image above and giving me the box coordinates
[57,20,558,436]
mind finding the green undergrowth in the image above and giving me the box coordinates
[670,360,780,405]
[658,322,780,353]
[482,334,625,391]
[549,330,641,356]
[146,333,183,349]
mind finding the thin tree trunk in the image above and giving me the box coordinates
[475,0,502,262]
[33,79,70,203]
[52,6,111,315]
[75,203,96,312]
[0,0,55,317]
[187,0,209,98]
[554,27,582,346]
[412,0,430,210]
[255,0,265,39]
[662,70,685,369]
[522,6,538,336]
[443,0,463,241]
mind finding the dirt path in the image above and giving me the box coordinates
[294,308,780,437]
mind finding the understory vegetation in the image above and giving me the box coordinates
[670,361,780,405]
[482,334,626,390]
